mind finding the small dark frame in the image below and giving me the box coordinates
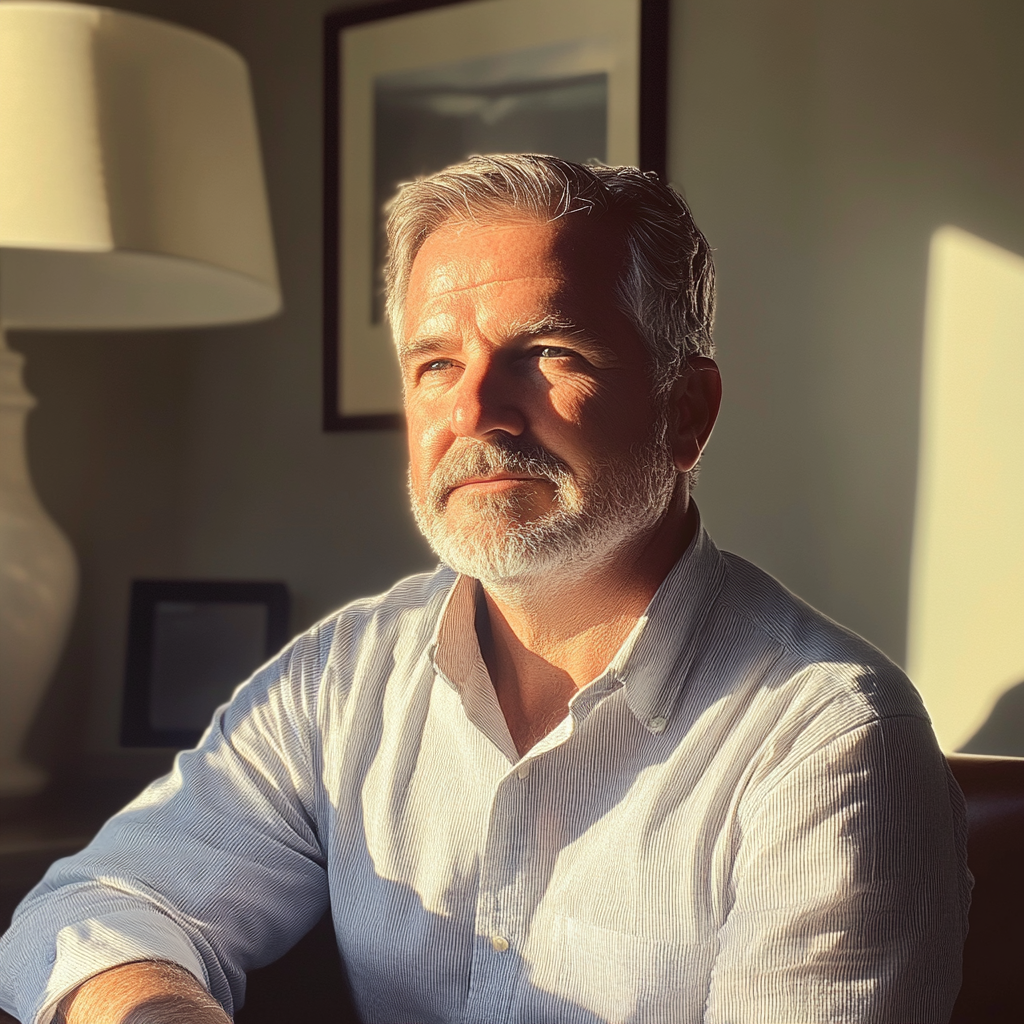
[323,0,670,431]
[121,580,290,749]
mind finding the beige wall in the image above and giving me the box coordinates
[13,0,1024,778]
[675,0,1024,658]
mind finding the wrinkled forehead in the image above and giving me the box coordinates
[404,215,629,311]
[409,218,562,298]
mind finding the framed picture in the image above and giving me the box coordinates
[323,0,669,429]
[121,580,290,749]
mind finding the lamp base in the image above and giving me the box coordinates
[0,335,78,798]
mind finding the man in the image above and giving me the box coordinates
[0,156,970,1024]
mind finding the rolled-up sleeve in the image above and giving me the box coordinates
[0,623,333,1024]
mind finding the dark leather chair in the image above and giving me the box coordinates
[947,753,1024,1023]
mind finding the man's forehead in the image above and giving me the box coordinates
[407,218,566,296]
[404,215,631,316]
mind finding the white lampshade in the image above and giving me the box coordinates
[0,1,281,328]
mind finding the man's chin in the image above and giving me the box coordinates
[422,520,546,577]
[431,533,535,579]
[425,519,614,588]
[443,489,554,525]
[442,554,570,589]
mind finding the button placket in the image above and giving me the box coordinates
[465,772,531,1019]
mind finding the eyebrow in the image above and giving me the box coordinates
[398,338,450,372]
[505,317,614,362]
[398,315,606,370]
[504,314,596,344]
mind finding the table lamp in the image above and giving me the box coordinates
[0,2,282,795]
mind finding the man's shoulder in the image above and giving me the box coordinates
[311,563,456,642]
[716,550,893,666]
[260,564,456,705]
[711,548,927,724]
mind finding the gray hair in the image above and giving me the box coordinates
[384,154,716,394]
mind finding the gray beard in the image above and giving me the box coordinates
[409,425,678,588]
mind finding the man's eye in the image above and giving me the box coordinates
[423,359,453,373]
[537,345,575,359]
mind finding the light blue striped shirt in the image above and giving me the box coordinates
[0,524,970,1023]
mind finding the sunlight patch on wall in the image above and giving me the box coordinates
[908,226,1024,752]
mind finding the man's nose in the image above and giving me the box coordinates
[450,357,526,439]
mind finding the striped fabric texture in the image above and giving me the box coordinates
[0,524,970,1024]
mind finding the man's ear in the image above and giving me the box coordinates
[667,357,722,473]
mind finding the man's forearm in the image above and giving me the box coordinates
[55,961,231,1024]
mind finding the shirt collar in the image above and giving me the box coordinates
[429,505,727,733]
[431,572,486,693]
[611,511,727,728]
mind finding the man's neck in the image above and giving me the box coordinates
[476,496,697,755]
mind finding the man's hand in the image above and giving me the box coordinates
[56,960,231,1024]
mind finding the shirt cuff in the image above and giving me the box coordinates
[33,910,209,1024]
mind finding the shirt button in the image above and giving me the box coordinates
[516,763,530,779]
[648,716,668,733]
[491,935,510,952]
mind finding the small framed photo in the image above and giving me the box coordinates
[323,0,668,429]
[121,580,290,749]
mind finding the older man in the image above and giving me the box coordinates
[0,156,969,1024]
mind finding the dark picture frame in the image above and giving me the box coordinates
[323,0,669,430]
[121,580,290,749]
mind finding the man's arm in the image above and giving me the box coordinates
[0,624,333,1024]
[55,962,230,1024]
[705,713,971,1024]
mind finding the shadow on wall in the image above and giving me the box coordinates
[960,682,1024,757]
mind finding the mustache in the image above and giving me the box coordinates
[428,437,571,508]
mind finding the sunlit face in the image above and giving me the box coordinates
[399,216,679,584]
